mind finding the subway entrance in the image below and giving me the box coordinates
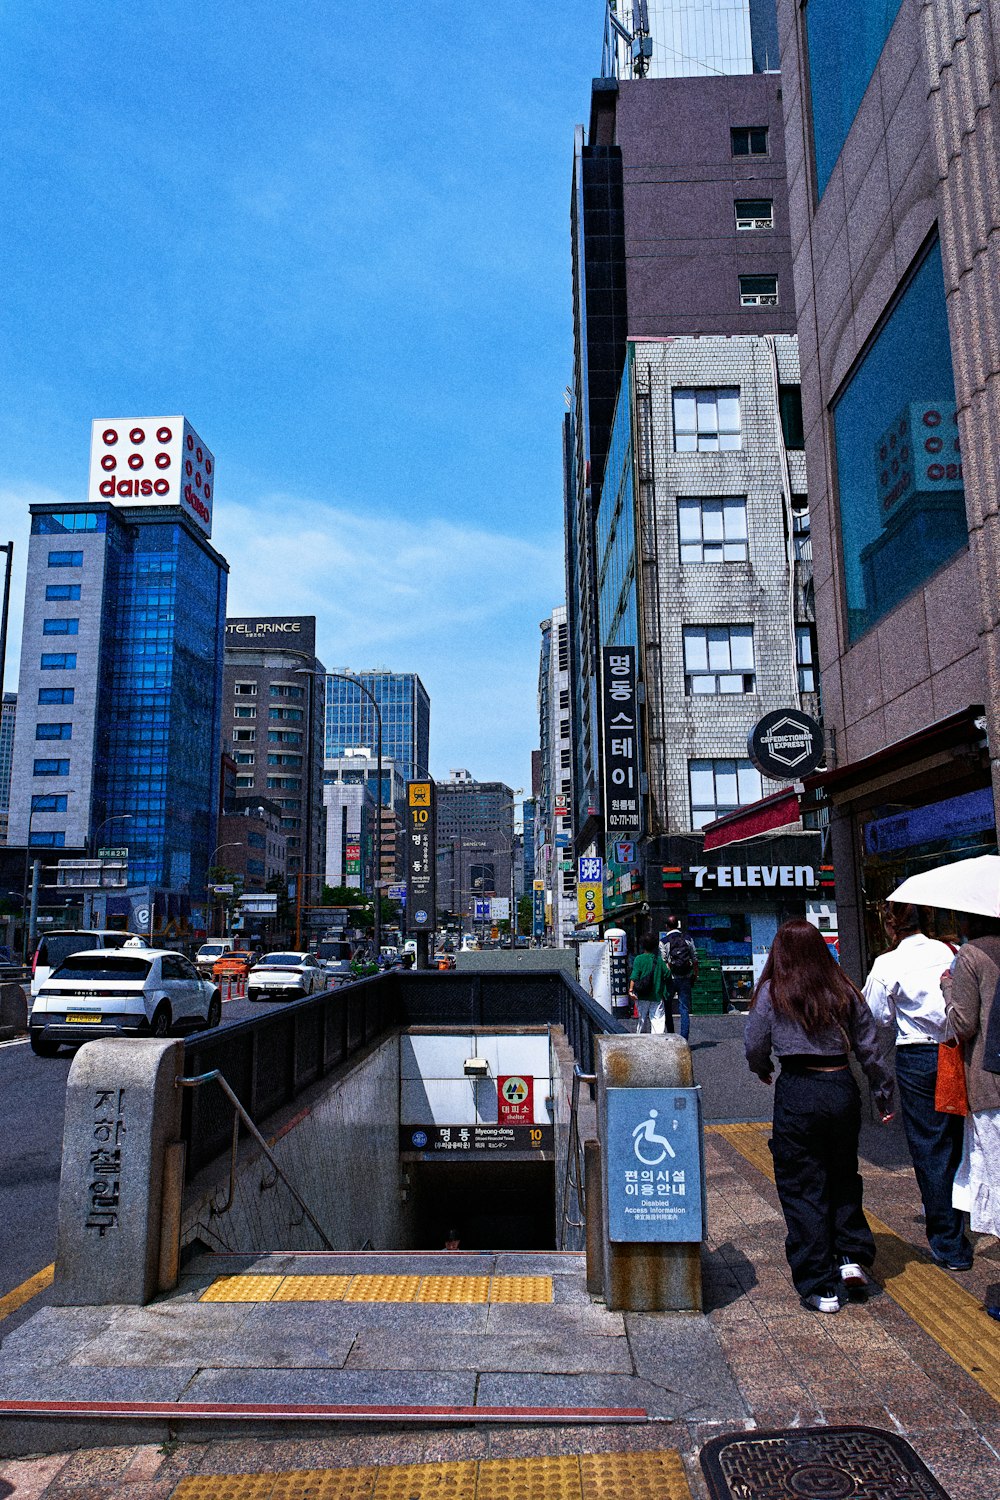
[405,1158,556,1250]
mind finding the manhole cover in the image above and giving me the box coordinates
[700,1426,952,1499]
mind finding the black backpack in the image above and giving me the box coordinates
[665,930,694,976]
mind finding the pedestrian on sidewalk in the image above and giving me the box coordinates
[863,903,973,1270]
[745,918,894,1313]
[660,916,698,1040]
[628,935,675,1034]
[941,914,1000,1248]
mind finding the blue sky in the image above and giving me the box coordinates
[0,2,603,793]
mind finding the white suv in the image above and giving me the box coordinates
[29,948,221,1056]
[31,929,149,999]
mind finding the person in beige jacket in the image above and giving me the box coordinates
[942,916,1000,1241]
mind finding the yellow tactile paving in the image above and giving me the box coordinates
[172,1455,692,1500]
[711,1120,1000,1407]
[488,1275,554,1303]
[344,1274,422,1303]
[198,1273,285,1303]
[372,1460,478,1500]
[415,1275,491,1303]
[272,1275,353,1302]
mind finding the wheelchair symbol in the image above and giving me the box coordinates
[632,1109,676,1166]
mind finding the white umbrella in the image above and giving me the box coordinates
[888,854,1000,918]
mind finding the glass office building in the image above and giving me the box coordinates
[8,502,228,895]
[324,672,430,788]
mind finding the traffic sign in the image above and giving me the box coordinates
[98,846,129,860]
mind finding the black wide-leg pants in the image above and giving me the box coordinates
[769,1067,876,1299]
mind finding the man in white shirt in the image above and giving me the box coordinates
[863,902,972,1269]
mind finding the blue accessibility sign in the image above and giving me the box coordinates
[606,1087,704,1243]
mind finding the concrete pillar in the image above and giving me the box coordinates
[53,1039,185,1306]
[595,1033,703,1312]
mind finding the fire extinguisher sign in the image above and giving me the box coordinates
[497,1074,533,1125]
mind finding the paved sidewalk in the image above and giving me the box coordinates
[1,1124,999,1497]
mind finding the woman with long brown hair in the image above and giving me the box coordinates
[745,919,894,1313]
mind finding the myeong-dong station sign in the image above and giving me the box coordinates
[89,417,215,537]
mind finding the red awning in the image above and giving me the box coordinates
[702,787,802,851]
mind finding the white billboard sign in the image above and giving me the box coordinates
[88,417,214,537]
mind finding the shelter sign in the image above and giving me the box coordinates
[606,1087,704,1242]
[498,1074,533,1125]
[405,780,436,933]
[601,646,642,834]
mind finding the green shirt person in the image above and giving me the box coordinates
[628,936,675,1033]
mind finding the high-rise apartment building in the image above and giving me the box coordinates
[8,417,228,896]
[435,769,515,927]
[222,617,325,887]
[324,673,430,787]
[323,749,406,890]
[773,0,1000,978]
[0,693,15,844]
[537,609,576,946]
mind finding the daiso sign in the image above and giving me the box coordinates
[88,417,215,537]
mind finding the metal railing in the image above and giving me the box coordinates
[181,966,624,1179]
[559,1065,596,1249]
[176,1067,335,1249]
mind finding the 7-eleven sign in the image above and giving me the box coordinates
[497,1074,533,1124]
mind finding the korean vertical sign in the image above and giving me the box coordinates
[601,646,642,834]
[406,780,436,933]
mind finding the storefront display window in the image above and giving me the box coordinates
[832,240,967,641]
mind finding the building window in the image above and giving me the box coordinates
[797,625,818,693]
[833,239,965,640]
[683,627,755,694]
[234,706,256,719]
[38,687,74,705]
[247,858,265,877]
[806,0,905,198]
[779,385,805,449]
[559,750,572,769]
[559,689,570,709]
[739,274,778,308]
[235,774,254,788]
[268,729,302,745]
[673,389,741,451]
[33,512,104,534]
[731,126,768,156]
[40,653,76,670]
[45,584,81,602]
[270,707,304,721]
[792,498,811,560]
[233,751,255,765]
[234,682,257,696]
[735,198,773,230]
[36,722,72,740]
[33,758,70,776]
[47,550,83,567]
[678,498,748,563]
[42,618,79,635]
[689,759,762,830]
[31,794,68,812]
[232,728,256,742]
[270,683,304,699]
[29,831,66,847]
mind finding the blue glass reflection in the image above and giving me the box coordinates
[806,0,904,197]
[833,241,966,640]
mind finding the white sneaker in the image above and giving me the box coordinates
[802,1292,841,1314]
[838,1258,868,1290]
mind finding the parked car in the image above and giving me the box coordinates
[31,929,148,999]
[28,948,221,1056]
[246,951,324,1002]
[212,950,255,981]
[194,938,234,977]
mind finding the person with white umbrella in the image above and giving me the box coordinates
[862,901,973,1270]
[941,912,1000,1247]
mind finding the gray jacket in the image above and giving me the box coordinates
[745,980,893,1111]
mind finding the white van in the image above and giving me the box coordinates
[195,938,235,977]
[31,929,148,999]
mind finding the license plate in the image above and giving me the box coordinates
[66,1013,102,1024]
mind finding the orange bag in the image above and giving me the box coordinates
[935,1038,969,1115]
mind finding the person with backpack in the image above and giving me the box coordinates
[661,916,698,1040]
[628,934,675,1033]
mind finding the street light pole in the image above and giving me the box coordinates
[297,669,382,958]
[207,841,241,938]
[86,812,133,928]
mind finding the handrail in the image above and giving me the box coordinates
[176,1068,335,1251]
[559,1064,596,1249]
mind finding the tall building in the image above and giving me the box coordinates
[435,769,515,927]
[0,693,15,844]
[216,799,287,892]
[603,0,779,80]
[323,749,406,889]
[8,418,228,896]
[566,59,791,857]
[774,0,1000,978]
[323,767,376,894]
[222,617,325,888]
[324,673,430,787]
[537,609,576,946]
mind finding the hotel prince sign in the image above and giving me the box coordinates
[601,646,642,834]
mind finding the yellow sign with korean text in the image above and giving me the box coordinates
[577,881,604,924]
